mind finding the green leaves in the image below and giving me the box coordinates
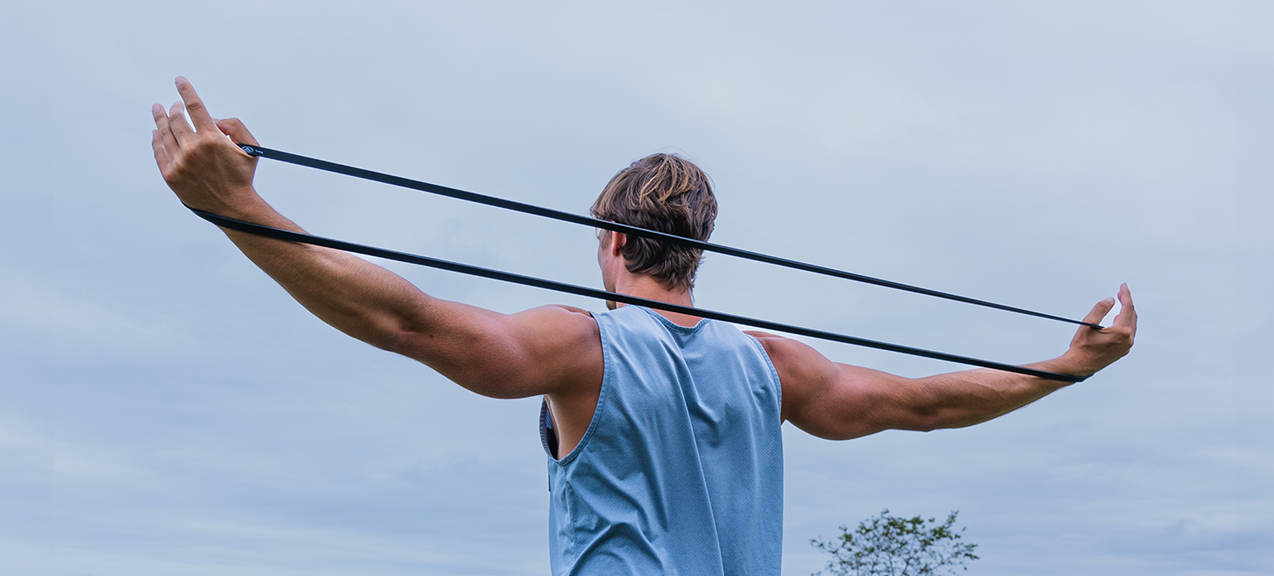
[811,510,979,576]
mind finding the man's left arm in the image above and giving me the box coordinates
[753,284,1137,440]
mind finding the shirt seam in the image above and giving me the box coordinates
[549,310,612,467]
[743,332,783,421]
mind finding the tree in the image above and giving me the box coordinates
[810,510,980,576]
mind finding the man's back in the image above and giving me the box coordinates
[543,305,783,575]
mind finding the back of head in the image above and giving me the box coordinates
[591,154,718,291]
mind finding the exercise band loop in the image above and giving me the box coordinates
[187,200,1085,381]
[235,144,1101,329]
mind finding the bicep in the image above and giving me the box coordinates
[751,333,936,440]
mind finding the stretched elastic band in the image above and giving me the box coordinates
[189,206,1086,383]
[235,144,1102,329]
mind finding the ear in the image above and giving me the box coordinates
[609,231,627,257]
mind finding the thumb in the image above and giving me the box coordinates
[215,117,259,147]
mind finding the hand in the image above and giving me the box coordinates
[151,77,262,218]
[1059,283,1138,377]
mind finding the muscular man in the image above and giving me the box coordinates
[152,77,1136,575]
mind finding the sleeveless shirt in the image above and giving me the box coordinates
[540,305,784,575]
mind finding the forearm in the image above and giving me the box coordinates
[214,194,434,351]
[908,358,1074,430]
[151,80,462,363]
[906,292,1136,431]
[770,286,1134,440]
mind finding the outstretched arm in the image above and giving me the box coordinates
[150,77,601,399]
[753,284,1137,440]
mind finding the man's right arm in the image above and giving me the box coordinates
[751,285,1136,440]
[151,78,602,400]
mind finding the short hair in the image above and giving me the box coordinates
[591,153,718,291]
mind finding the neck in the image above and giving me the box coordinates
[610,273,701,327]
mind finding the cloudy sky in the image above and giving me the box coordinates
[1,1,1269,574]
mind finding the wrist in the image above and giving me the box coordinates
[1040,352,1096,380]
[184,186,273,224]
[216,188,271,222]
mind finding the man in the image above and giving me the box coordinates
[151,77,1136,575]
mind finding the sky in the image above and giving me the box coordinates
[0,1,1270,574]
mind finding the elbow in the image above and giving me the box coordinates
[907,406,991,432]
[914,421,942,433]
[905,411,944,433]
[379,322,450,367]
[373,323,417,355]
[893,386,949,432]
[901,398,973,432]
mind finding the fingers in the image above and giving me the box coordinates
[175,76,218,133]
[151,129,171,171]
[168,101,195,143]
[215,117,259,147]
[151,102,180,157]
[1082,296,1116,327]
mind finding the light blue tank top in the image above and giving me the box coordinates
[541,305,784,575]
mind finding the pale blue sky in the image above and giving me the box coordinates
[1,1,1270,574]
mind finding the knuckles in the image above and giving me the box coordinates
[164,155,188,182]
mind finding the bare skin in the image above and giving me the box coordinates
[152,77,1136,458]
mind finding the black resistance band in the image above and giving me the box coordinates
[189,206,1086,383]
[235,144,1100,330]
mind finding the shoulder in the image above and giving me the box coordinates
[744,331,909,439]
[513,303,596,324]
[506,305,600,355]
[745,331,838,380]
[744,331,842,422]
[510,304,604,388]
[409,303,602,400]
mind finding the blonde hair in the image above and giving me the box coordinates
[591,153,718,291]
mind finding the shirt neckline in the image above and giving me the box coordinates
[633,304,709,333]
